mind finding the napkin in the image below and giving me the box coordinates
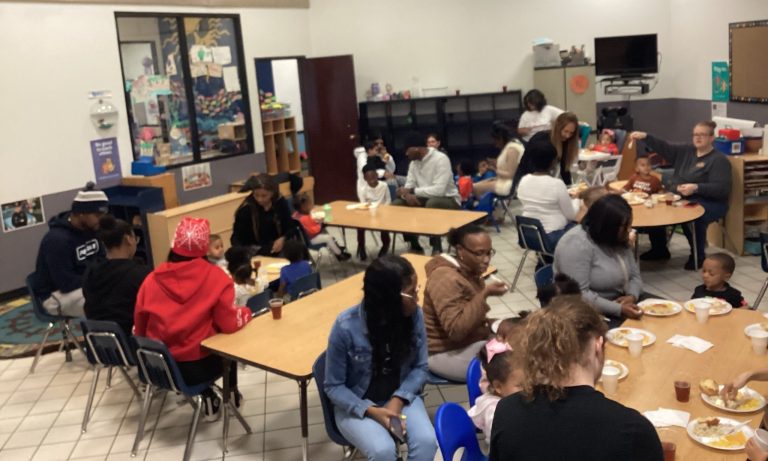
[666,335,713,354]
[642,408,690,428]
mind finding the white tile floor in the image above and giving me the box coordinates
[2,209,767,461]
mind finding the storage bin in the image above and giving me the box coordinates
[714,138,743,155]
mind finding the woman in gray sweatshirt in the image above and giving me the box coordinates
[554,195,644,328]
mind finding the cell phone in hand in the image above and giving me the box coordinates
[389,416,406,443]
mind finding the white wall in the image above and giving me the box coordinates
[0,2,310,203]
[307,0,675,103]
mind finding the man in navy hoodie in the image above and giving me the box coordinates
[34,183,108,316]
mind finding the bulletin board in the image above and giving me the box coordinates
[730,20,768,103]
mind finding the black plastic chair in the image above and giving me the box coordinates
[313,352,357,460]
[26,273,86,373]
[80,319,141,433]
[753,232,768,310]
[246,290,273,316]
[288,272,321,301]
[131,336,251,461]
[511,216,555,291]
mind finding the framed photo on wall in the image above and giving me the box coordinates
[1,197,45,233]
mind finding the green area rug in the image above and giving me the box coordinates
[0,296,80,359]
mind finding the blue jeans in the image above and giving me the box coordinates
[334,397,437,461]
[647,198,728,263]
[546,222,576,249]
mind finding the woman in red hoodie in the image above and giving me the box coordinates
[134,217,252,420]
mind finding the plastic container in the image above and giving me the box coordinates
[323,203,333,223]
[718,128,741,140]
[714,138,743,155]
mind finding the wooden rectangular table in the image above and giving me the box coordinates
[319,200,487,252]
[202,253,496,460]
[602,308,768,459]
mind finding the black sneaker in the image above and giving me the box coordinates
[409,243,425,254]
[234,390,244,412]
[201,390,222,422]
[336,251,352,262]
[639,249,671,261]
[684,256,701,271]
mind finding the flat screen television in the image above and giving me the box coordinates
[594,34,658,76]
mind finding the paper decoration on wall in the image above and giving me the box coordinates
[207,63,223,78]
[182,162,213,191]
[90,137,123,185]
[1,196,45,233]
[189,45,214,63]
[223,66,241,93]
[212,46,232,65]
[130,75,172,103]
[569,74,589,95]
[190,62,207,78]
[166,53,177,77]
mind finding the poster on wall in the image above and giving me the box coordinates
[712,61,730,102]
[182,163,213,191]
[1,197,45,233]
[90,137,123,184]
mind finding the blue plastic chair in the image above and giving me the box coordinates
[511,216,555,291]
[80,320,141,433]
[466,358,482,407]
[131,336,251,461]
[534,264,554,293]
[313,352,357,460]
[435,402,488,461]
[246,290,273,316]
[753,232,768,310]
[26,273,86,373]
[288,272,321,301]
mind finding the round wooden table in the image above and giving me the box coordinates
[610,180,705,267]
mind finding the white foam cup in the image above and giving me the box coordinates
[626,333,644,357]
[749,329,768,355]
[695,305,710,324]
[602,366,620,395]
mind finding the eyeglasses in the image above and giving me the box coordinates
[460,247,496,258]
[692,132,713,138]
[401,284,421,299]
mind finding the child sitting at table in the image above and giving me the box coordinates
[207,234,226,267]
[357,164,391,259]
[292,193,351,261]
[474,159,497,182]
[691,252,747,308]
[623,156,662,194]
[468,338,524,443]
[225,246,259,305]
[455,160,475,204]
[588,128,619,155]
[536,273,581,308]
[277,239,313,298]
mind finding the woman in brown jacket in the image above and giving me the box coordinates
[422,225,508,381]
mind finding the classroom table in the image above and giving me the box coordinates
[201,253,497,460]
[317,200,487,252]
[610,180,706,268]
[601,308,768,460]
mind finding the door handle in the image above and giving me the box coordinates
[349,134,356,140]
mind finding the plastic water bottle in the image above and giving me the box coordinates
[323,203,333,223]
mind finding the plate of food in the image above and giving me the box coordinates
[345,203,375,210]
[637,298,683,317]
[687,416,754,451]
[699,379,766,413]
[310,210,326,220]
[651,193,682,202]
[606,327,656,348]
[744,322,768,337]
[684,298,733,316]
[265,262,289,274]
[621,192,648,206]
[599,360,629,381]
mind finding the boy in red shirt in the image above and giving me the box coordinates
[134,217,252,420]
[623,156,662,194]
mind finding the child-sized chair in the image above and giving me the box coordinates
[435,402,488,461]
[466,357,482,407]
[246,290,273,316]
[313,352,359,461]
[511,216,555,291]
[288,272,321,301]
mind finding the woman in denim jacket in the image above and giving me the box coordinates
[325,255,437,461]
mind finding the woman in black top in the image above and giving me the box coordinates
[82,215,151,337]
[489,297,662,461]
[522,112,580,187]
[231,174,296,255]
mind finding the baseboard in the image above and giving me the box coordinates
[0,288,26,303]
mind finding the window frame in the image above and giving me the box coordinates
[114,11,255,169]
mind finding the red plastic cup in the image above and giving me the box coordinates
[662,442,676,461]
[269,298,283,320]
[674,381,690,402]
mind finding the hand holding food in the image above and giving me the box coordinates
[700,378,719,396]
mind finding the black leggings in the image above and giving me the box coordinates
[177,354,237,396]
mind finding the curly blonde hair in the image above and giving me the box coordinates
[520,297,607,401]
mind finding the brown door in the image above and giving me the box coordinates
[300,55,359,203]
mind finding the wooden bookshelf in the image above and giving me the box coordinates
[262,116,300,175]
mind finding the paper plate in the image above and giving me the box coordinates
[621,192,647,206]
[744,323,768,337]
[687,416,754,451]
[599,360,629,381]
[684,298,733,316]
[638,298,683,317]
[701,385,766,414]
[606,327,656,348]
[265,262,289,274]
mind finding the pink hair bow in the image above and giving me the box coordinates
[486,338,511,362]
[602,128,615,138]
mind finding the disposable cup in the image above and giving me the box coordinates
[602,366,620,395]
[674,380,690,402]
[661,442,676,461]
[269,298,284,320]
[750,330,768,355]
[368,205,378,217]
[754,428,768,450]
[626,333,644,357]
[695,305,710,324]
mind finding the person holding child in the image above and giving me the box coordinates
[489,298,663,460]
[325,255,437,461]
[473,121,524,198]
[473,159,496,183]
[423,225,507,381]
[293,193,351,261]
[232,174,297,255]
[357,164,392,259]
[355,137,396,201]
[630,122,732,270]
[623,156,662,195]
[692,252,747,307]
